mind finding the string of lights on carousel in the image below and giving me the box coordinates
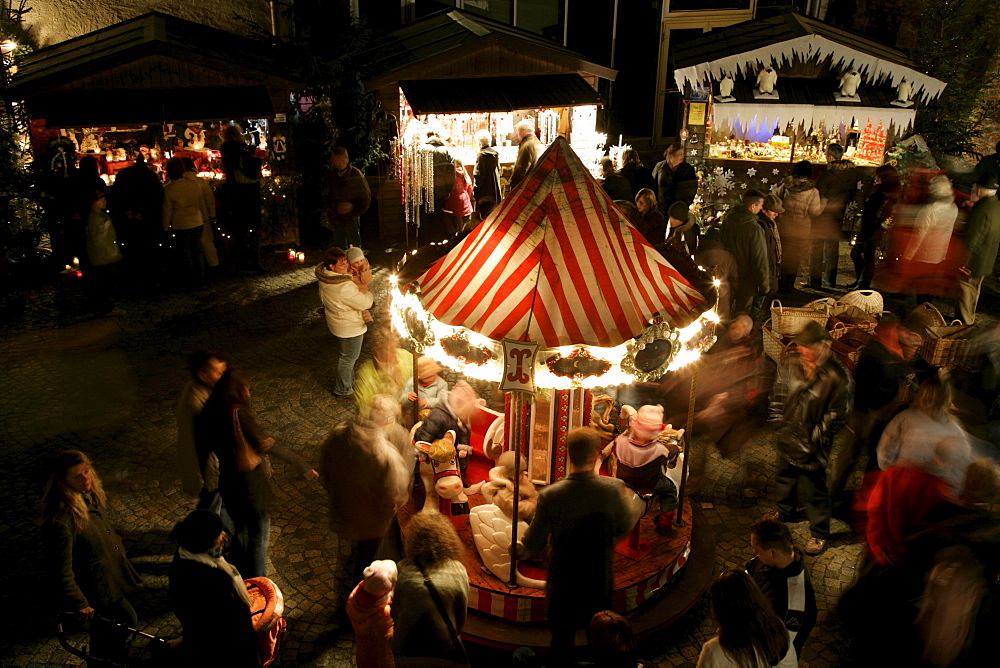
[390,274,721,390]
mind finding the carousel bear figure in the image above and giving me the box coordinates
[414,430,480,515]
[613,404,684,530]
[481,450,539,524]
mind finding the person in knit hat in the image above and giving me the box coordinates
[346,559,398,668]
[168,509,261,666]
[613,405,681,529]
[399,356,449,410]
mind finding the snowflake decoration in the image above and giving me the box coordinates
[737,182,747,190]
[721,204,730,211]
[747,167,757,177]
[772,168,781,175]
[714,166,723,175]
[761,177,769,184]
[725,169,735,178]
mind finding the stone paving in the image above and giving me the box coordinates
[0,242,996,667]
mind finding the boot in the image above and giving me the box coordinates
[655,511,676,531]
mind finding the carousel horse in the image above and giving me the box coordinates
[414,430,482,515]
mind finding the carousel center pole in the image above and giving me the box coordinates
[674,360,699,528]
[507,391,524,587]
[411,342,421,426]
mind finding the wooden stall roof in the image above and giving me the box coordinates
[362,9,616,90]
[399,73,600,115]
[8,11,300,99]
[673,11,915,71]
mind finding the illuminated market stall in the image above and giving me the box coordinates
[7,11,300,244]
[669,12,946,204]
[392,137,719,644]
[362,9,617,244]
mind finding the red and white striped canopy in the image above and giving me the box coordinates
[416,137,705,348]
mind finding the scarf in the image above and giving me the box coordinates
[178,547,253,606]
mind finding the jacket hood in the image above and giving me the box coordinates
[315,263,353,285]
[670,215,697,235]
[784,176,817,193]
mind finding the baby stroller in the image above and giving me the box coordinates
[246,577,288,667]
[57,613,172,667]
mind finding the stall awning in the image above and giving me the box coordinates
[399,74,600,115]
[28,86,276,128]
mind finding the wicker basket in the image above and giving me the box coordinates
[831,329,872,374]
[770,299,829,337]
[908,301,947,330]
[920,323,979,367]
[841,289,884,314]
[763,319,795,363]
[827,302,879,339]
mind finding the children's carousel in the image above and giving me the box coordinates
[391,137,720,647]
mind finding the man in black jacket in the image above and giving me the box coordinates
[721,190,771,315]
[519,428,631,660]
[748,517,817,656]
[169,510,262,667]
[769,321,852,555]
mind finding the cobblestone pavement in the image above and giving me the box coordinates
[1,244,996,667]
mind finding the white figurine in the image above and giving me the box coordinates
[756,67,778,95]
[896,78,912,104]
[80,132,101,153]
[184,123,206,150]
[719,75,735,99]
[839,70,861,98]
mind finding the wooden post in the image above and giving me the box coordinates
[674,361,699,528]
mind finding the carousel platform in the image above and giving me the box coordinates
[461,501,713,649]
[400,493,714,650]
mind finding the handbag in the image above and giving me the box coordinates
[419,566,470,667]
[232,407,262,473]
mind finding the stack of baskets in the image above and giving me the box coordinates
[763,300,830,363]
[840,289,885,315]
[906,302,981,367]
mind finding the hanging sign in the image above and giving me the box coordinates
[688,103,707,126]
[501,339,539,393]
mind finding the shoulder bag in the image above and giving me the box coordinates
[419,566,470,667]
[232,407,262,473]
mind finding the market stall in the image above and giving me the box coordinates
[362,9,617,244]
[8,11,300,244]
[669,12,946,205]
[392,137,719,643]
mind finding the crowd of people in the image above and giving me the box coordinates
[36,133,1000,667]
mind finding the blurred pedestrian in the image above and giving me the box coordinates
[696,569,797,668]
[813,144,856,288]
[320,420,411,584]
[197,369,318,577]
[111,150,163,285]
[316,246,374,398]
[422,132,456,241]
[877,376,973,495]
[323,147,371,250]
[769,321,852,555]
[957,173,1000,324]
[901,175,960,304]
[664,201,698,257]
[180,157,220,274]
[848,164,900,290]
[755,194,783,319]
[41,451,141,661]
[776,161,822,293]
[176,351,228,514]
[84,190,123,315]
[829,311,924,514]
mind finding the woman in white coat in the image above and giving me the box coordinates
[316,246,374,397]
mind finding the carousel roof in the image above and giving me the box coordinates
[414,137,705,349]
